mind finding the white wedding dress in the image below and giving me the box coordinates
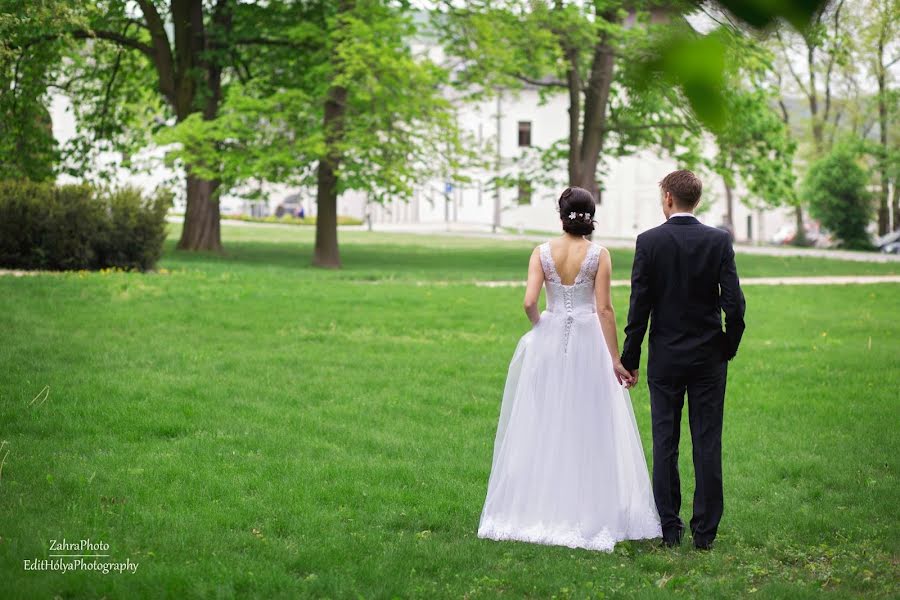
[477,240,662,552]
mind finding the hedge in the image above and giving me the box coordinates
[0,180,173,271]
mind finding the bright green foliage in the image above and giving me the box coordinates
[705,31,798,210]
[157,1,471,205]
[0,1,85,181]
[637,0,830,132]
[803,144,874,250]
[438,1,705,195]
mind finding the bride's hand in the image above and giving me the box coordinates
[613,360,633,387]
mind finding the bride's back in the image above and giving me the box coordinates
[547,237,594,286]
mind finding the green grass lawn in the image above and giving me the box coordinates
[1,224,898,598]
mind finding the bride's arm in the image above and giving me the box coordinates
[523,247,544,325]
[594,248,633,386]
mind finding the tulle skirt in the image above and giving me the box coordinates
[477,308,662,552]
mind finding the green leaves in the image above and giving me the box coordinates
[802,144,874,250]
[152,1,469,206]
[637,28,729,132]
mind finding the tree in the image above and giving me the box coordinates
[0,1,81,181]
[12,0,320,252]
[157,1,469,267]
[802,144,873,250]
[704,30,797,226]
[768,0,852,245]
[438,1,704,203]
[857,0,899,233]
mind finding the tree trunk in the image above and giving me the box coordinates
[563,45,581,187]
[876,37,890,236]
[724,180,734,227]
[157,0,226,251]
[892,180,899,232]
[565,6,618,204]
[313,83,348,268]
[792,204,808,246]
[177,173,222,251]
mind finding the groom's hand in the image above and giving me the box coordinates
[613,361,633,387]
[627,369,640,387]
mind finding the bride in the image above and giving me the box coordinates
[477,186,662,552]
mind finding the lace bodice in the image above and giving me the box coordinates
[538,241,603,354]
[539,241,601,302]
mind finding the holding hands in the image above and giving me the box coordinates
[613,360,638,388]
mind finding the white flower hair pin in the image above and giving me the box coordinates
[568,211,592,222]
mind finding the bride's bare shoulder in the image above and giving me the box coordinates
[592,242,611,259]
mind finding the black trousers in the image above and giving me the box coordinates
[647,360,727,545]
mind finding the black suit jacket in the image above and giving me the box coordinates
[621,215,746,378]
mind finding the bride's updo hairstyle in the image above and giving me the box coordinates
[558,186,596,235]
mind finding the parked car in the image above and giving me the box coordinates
[275,193,305,218]
[770,220,831,247]
[877,230,900,253]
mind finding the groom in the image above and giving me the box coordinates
[620,170,746,551]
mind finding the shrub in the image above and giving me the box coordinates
[802,145,874,251]
[0,180,172,271]
[97,186,173,271]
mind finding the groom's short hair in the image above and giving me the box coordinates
[659,170,702,209]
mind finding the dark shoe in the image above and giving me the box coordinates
[659,530,683,548]
[660,524,684,548]
[693,539,713,551]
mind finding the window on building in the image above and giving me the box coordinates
[517,177,533,205]
[746,215,753,241]
[518,121,532,147]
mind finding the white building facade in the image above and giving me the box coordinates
[347,84,791,243]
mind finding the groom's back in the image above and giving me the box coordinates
[640,217,733,373]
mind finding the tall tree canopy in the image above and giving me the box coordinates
[5,0,466,265]
[437,0,704,203]
[157,1,468,267]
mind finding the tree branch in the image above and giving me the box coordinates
[610,121,691,132]
[70,29,154,56]
[512,73,567,88]
[822,0,845,124]
[774,28,811,101]
[233,37,310,48]
[136,0,177,105]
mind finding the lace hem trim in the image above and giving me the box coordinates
[477,515,662,553]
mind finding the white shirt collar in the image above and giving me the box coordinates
[669,212,695,219]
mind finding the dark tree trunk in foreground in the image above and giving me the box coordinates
[313,82,348,268]
[178,174,222,250]
[169,0,227,252]
[77,0,229,251]
[560,7,619,203]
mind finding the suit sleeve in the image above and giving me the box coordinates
[719,237,746,360]
[621,235,651,371]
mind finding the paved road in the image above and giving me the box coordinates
[474,275,900,288]
[170,217,899,264]
[350,222,900,264]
